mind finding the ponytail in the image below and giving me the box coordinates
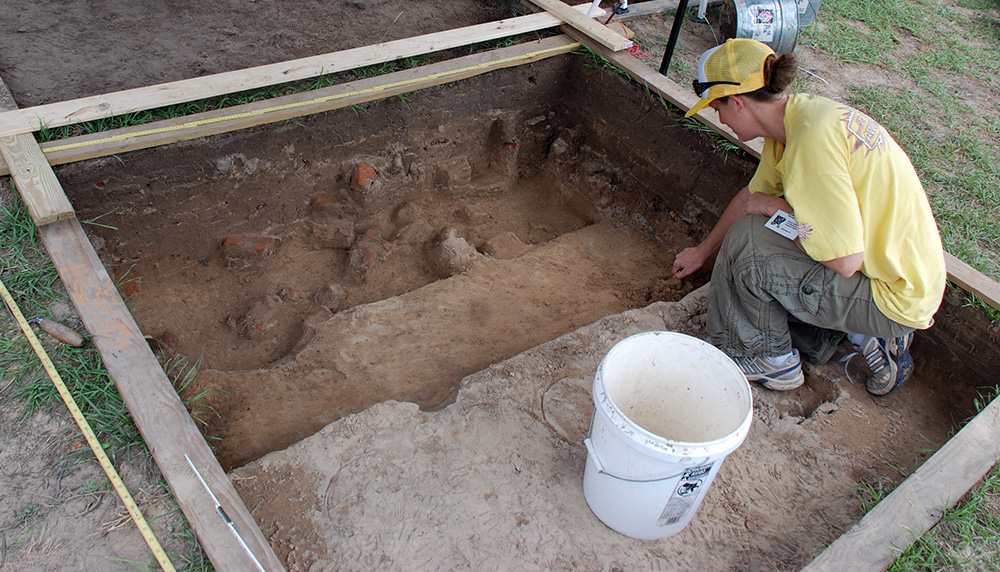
[745,53,798,101]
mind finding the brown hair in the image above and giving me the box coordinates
[717,52,798,105]
[744,52,798,100]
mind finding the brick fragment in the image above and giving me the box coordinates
[221,236,277,261]
[351,162,379,191]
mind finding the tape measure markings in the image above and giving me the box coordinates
[0,277,177,572]
[43,43,580,154]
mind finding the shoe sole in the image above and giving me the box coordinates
[757,376,805,391]
[746,370,805,391]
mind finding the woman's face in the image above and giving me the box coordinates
[710,96,755,141]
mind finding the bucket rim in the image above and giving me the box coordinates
[594,331,753,457]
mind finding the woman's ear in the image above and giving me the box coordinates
[728,94,747,113]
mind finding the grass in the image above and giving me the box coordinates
[1,197,146,460]
[0,184,215,569]
[853,465,1000,571]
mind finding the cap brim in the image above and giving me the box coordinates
[684,98,712,118]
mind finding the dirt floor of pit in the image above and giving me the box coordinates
[56,53,756,469]
[2,1,1000,570]
[229,286,998,571]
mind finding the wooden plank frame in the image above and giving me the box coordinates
[39,219,286,571]
[801,395,1000,570]
[0,4,618,570]
[0,37,582,177]
[1,2,998,570]
[0,133,75,224]
[0,2,604,139]
[0,79,283,570]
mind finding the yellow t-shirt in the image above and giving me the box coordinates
[748,94,945,329]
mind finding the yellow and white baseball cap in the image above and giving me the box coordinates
[684,38,775,118]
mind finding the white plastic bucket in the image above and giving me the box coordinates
[583,331,753,540]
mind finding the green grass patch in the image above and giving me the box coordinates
[0,183,215,569]
[800,0,930,64]
[801,1,1000,566]
[1,196,145,461]
[888,459,1000,572]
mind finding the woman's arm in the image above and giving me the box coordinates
[672,187,793,278]
[817,251,863,278]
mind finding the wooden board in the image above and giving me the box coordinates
[39,218,285,571]
[0,3,601,138]
[618,0,723,18]
[945,252,1000,313]
[0,133,75,225]
[801,394,1000,572]
[0,77,74,226]
[0,36,580,175]
[526,0,633,51]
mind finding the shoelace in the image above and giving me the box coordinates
[863,343,890,374]
[839,352,859,384]
[840,339,891,385]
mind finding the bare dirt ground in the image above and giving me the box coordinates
[1,1,999,571]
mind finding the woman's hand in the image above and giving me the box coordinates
[672,245,709,279]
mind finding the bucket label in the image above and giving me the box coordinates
[656,462,714,527]
[750,6,776,42]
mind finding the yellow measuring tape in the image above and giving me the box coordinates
[43,42,581,155]
[0,277,176,572]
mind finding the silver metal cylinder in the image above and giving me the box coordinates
[720,0,800,54]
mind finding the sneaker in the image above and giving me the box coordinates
[732,349,804,391]
[855,333,915,395]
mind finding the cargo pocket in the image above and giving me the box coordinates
[797,264,826,315]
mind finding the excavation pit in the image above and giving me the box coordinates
[53,52,999,569]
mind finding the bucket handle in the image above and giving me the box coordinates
[585,409,708,484]
[584,437,695,483]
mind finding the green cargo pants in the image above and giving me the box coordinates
[707,215,914,364]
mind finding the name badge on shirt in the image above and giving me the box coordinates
[765,210,799,240]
